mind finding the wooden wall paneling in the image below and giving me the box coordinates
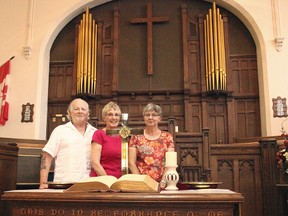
[259,138,278,216]
[101,44,113,95]
[186,10,200,94]
[223,15,232,92]
[238,158,261,216]
[0,143,18,216]
[201,98,209,132]
[16,142,46,188]
[49,62,74,100]
[184,99,203,134]
[208,102,227,144]
[47,103,69,138]
[227,97,236,143]
[186,102,202,133]
[181,4,189,93]
[100,18,114,96]
[198,15,207,93]
[175,132,212,182]
[236,99,261,138]
[188,41,201,93]
[112,7,119,93]
[184,99,190,132]
[177,136,203,182]
[230,55,258,96]
[210,143,263,216]
[170,102,184,132]
[202,127,210,171]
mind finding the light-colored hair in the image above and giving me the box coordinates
[66,98,90,121]
[143,103,162,116]
[102,101,121,118]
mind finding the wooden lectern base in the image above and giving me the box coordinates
[2,189,244,216]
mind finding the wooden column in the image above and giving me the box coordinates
[112,7,120,93]
[259,138,278,216]
[202,127,210,170]
[181,4,189,93]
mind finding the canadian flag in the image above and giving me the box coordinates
[0,60,10,125]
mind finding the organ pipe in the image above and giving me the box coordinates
[204,2,227,91]
[76,7,98,94]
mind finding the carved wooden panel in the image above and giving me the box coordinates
[0,143,18,215]
[230,55,258,96]
[49,62,74,100]
[236,99,261,138]
[100,44,113,95]
[47,102,75,139]
[188,41,201,93]
[211,144,263,216]
[175,133,211,182]
[208,102,227,144]
[185,102,202,133]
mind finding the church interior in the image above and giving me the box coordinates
[1,0,288,215]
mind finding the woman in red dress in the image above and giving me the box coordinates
[90,102,122,178]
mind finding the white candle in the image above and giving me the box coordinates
[175,126,178,132]
[121,113,128,121]
[165,152,177,166]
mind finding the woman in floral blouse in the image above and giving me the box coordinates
[128,103,175,189]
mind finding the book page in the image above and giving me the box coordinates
[111,174,159,193]
[79,175,118,187]
[65,175,118,192]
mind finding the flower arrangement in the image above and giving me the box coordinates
[276,119,288,174]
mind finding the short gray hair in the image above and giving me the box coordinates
[143,103,162,116]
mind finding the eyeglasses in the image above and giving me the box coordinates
[143,113,160,118]
[106,113,121,117]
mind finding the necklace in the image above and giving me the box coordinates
[144,129,161,140]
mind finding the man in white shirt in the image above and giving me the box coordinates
[39,98,97,189]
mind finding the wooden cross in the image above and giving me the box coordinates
[130,0,169,75]
[106,119,143,176]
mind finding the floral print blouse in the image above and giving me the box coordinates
[128,131,174,181]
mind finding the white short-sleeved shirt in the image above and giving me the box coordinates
[43,122,96,183]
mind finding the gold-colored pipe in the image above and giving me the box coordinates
[208,9,215,90]
[207,15,212,91]
[80,15,86,93]
[216,8,222,90]
[83,8,89,93]
[204,20,209,91]
[212,2,219,90]
[221,18,227,90]
[76,7,98,94]
[87,14,92,93]
[91,21,95,94]
[94,23,98,94]
[77,20,83,93]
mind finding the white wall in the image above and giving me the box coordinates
[0,0,110,139]
[0,0,287,139]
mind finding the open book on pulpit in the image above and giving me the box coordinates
[65,174,160,193]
